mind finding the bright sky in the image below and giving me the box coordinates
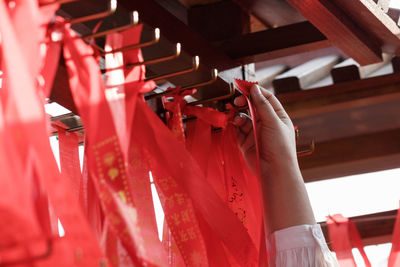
[391,0,400,9]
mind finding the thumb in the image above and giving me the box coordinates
[250,84,280,125]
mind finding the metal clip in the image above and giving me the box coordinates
[69,0,117,25]
[82,11,139,40]
[297,140,315,157]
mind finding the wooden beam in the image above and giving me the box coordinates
[231,0,305,28]
[292,100,400,144]
[331,53,392,83]
[387,8,400,24]
[255,46,347,69]
[119,0,235,70]
[285,0,382,65]
[256,65,287,89]
[272,55,339,93]
[219,21,332,66]
[278,72,400,119]
[187,0,250,42]
[320,209,397,247]
[332,0,400,55]
[300,128,400,182]
[377,0,390,12]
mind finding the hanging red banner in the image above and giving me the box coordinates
[327,214,371,267]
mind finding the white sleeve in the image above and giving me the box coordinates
[266,224,339,267]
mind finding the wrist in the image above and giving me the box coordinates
[260,157,303,185]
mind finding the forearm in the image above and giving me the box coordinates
[260,159,316,234]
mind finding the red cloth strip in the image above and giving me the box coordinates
[388,202,400,267]
[327,214,371,267]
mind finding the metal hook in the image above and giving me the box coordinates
[69,0,117,25]
[145,68,218,100]
[81,11,139,40]
[297,140,315,157]
[39,0,78,7]
[100,27,160,55]
[145,55,199,82]
[127,43,181,68]
[101,43,181,73]
[187,83,235,106]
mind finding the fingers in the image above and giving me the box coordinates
[250,84,280,126]
[233,95,247,107]
[259,87,291,124]
[234,113,253,145]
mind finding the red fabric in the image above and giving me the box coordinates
[0,2,105,265]
[185,106,264,264]
[166,99,232,266]
[58,127,82,201]
[233,79,260,179]
[121,25,156,141]
[38,3,62,97]
[64,23,169,266]
[131,97,258,266]
[388,202,400,266]
[184,107,235,266]
[105,25,169,265]
[327,214,371,267]
[163,87,196,142]
[234,79,269,265]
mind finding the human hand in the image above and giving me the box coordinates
[234,84,300,179]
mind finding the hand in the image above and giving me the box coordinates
[234,84,316,232]
[234,84,299,179]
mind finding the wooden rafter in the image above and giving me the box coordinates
[332,0,400,54]
[285,0,383,65]
[300,128,400,182]
[219,21,331,66]
[320,209,397,247]
[279,72,400,119]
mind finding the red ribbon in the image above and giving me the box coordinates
[0,2,105,265]
[388,202,400,266]
[327,214,371,267]
[131,96,259,265]
[64,22,173,266]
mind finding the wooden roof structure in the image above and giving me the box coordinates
[50,0,400,247]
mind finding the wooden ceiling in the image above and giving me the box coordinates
[50,0,400,246]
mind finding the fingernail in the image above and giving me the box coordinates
[250,84,261,97]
